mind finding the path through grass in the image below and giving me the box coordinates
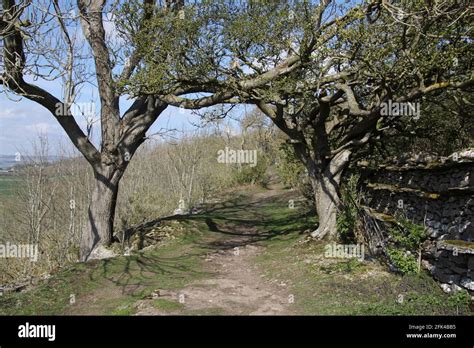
[1,186,471,315]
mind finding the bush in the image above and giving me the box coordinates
[446,289,471,308]
[386,215,428,274]
[275,142,314,203]
[386,247,419,274]
[275,142,305,188]
[336,174,361,242]
[232,155,270,186]
[390,216,427,250]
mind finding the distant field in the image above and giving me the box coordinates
[0,176,21,196]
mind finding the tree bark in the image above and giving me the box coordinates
[79,165,122,261]
[309,149,351,240]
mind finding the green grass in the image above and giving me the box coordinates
[255,230,472,315]
[109,298,138,315]
[151,299,184,312]
[250,187,472,315]
[0,221,211,315]
[0,176,21,196]
[0,185,471,316]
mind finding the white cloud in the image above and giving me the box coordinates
[0,97,63,155]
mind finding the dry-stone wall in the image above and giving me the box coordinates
[359,149,474,294]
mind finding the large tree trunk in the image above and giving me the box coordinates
[310,174,341,240]
[310,149,351,240]
[79,165,123,261]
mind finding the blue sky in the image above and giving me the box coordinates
[0,82,214,156]
[1,0,354,156]
[0,1,249,157]
[0,71,245,156]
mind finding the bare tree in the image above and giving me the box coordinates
[1,0,309,260]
